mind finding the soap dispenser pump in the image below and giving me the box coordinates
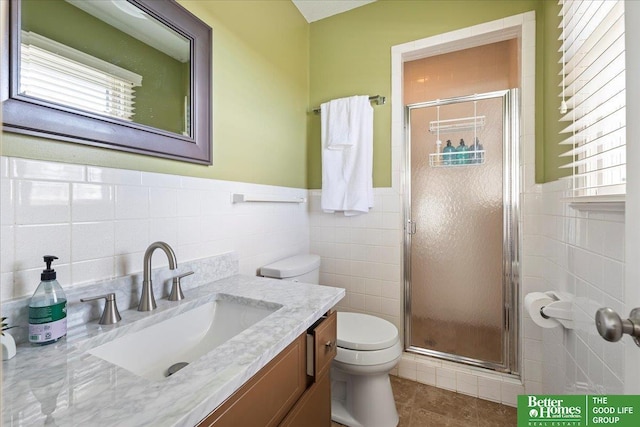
[28,256,67,345]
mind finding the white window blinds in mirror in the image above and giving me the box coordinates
[558,0,626,199]
[19,31,142,122]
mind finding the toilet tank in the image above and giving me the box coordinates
[260,254,321,284]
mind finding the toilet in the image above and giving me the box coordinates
[260,255,402,427]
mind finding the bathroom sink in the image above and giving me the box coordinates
[89,294,282,381]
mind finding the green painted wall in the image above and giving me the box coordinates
[307,0,563,188]
[22,0,187,134]
[2,0,310,188]
[3,0,567,188]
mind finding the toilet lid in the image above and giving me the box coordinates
[337,312,399,351]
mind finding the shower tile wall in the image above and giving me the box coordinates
[0,156,310,301]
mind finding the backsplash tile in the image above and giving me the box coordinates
[15,180,70,224]
[0,156,310,302]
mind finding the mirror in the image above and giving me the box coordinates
[1,0,212,164]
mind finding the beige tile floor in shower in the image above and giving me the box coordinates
[331,375,517,427]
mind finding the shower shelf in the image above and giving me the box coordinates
[429,116,486,134]
[429,150,486,167]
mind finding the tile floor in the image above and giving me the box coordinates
[331,375,517,427]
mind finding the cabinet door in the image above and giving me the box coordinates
[198,334,306,427]
[311,311,337,380]
[279,371,331,427]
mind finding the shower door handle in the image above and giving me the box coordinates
[407,220,417,235]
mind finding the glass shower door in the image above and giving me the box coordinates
[404,90,518,372]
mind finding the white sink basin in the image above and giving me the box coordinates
[89,294,281,380]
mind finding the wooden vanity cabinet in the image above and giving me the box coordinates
[197,311,337,427]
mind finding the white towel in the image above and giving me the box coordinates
[321,95,374,216]
[321,97,355,150]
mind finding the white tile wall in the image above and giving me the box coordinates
[308,188,403,333]
[0,156,310,300]
[522,179,626,396]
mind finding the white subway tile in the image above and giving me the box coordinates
[525,381,543,395]
[478,376,502,403]
[398,358,417,381]
[524,339,543,362]
[115,252,144,277]
[177,189,203,217]
[364,295,381,313]
[149,187,178,218]
[11,158,84,182]
[71,222,115,262]
[15,181,70,225]
[72,183,114,222]
[456,372,478,397]
[416,367,436,386]
[87,166,141,185]
[350,293,365,311]
[524,359,542,383]
[0,179,14,225]
[141,171,181,188]
[1,225,14,273]
[115,186,148,219]
[501,381,524,407]
[15,224,71,270]
[72,258,114,285]
[115,219,149,255]
[0,157,8,178]
[435,367,456,391]
[0,272,14,301]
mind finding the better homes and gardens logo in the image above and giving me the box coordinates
[518,395,640,427]
[523,395,583,425]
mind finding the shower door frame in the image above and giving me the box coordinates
[403,89,520,374]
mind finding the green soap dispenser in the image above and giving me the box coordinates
[28,256,67,345]
[443,140,455,165]
[455,138,469,165]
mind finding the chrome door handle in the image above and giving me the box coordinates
[595,307,640,347]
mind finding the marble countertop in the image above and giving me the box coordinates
[1,274,344,426]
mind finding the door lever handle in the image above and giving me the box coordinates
[595,307,640,347]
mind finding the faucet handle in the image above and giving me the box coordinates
[80,293,122,325]
[169,271,194,302]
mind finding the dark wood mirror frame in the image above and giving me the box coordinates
[1,0,212,165]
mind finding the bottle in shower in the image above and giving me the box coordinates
[443,140,455,165]
[434,140,442,166]
[469,137,484,164]
[456,138,468,165]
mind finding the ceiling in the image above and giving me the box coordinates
[291,0,376,23]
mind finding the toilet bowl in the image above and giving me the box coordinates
[260,255,401,427]
[331,312,402,427]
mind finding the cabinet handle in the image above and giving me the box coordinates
[325,341,336,349]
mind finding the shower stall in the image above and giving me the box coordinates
[404,89,519,373]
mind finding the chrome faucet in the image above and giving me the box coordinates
[139,241,177,311]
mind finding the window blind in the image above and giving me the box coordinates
[558,0,626,199]
[19,31,142,122]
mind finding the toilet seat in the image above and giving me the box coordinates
[334,340,403,367]
[334,312,402,367]
[337,312,399,350]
